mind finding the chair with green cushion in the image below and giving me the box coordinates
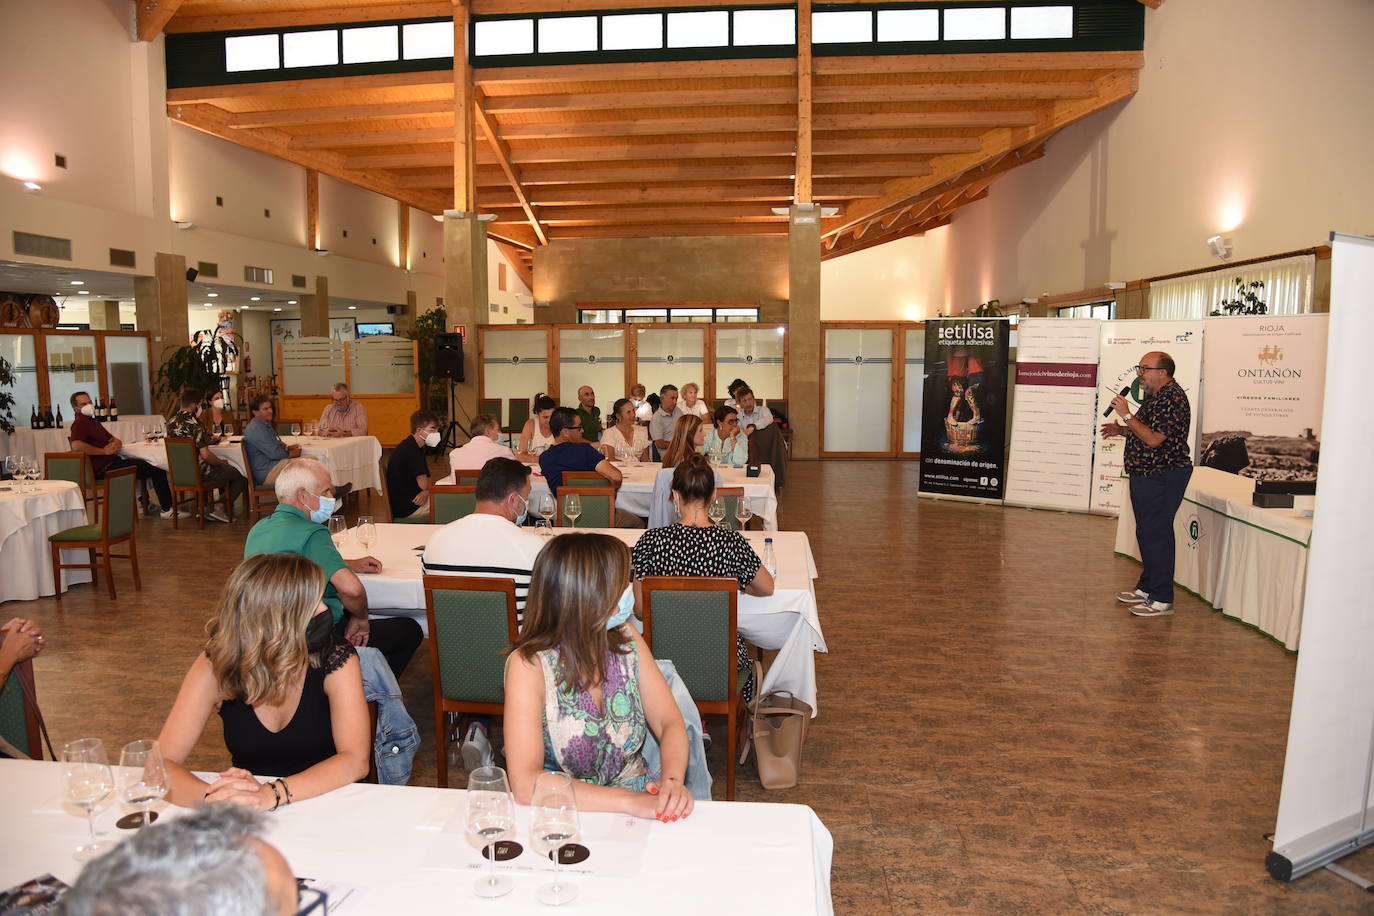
[479,397,503,426]
[0,658,43,760]
[164,437,233,529]
[50,465,141,601]
[503,398,530,447]
[429,484,476,524]
[640,576,745,800]
[240,443,278,519]
[45,450,101,523]
[556,486,614,528]
[455,472,481,486]
[562,471,612,487]
[713,486,748,531]
[423,575,518,787]
[275,419,303,436]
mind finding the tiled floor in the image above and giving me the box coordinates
[10,460,1373,913]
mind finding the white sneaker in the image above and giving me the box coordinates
[159,506,193,519]
[1116,589,1149,604]
[460,723,494,771]
[1130,601,1174,617]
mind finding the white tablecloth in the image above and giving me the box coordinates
[0,415,163,460]
[0,480,94,603]
[441,461,780,530]
[0,758,833,914]
[1115,466,1312,649]
[341,523,826,713]
[119,435,384,494]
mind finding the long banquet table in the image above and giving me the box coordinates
[119,434,384,494]
[340,522,826,714]
[1114,466,1312,649]
[0,758,833,914]
[0,415,163,460]
[0,479,93,603]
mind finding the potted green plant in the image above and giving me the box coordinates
[406,306,449,415]
[0,355,17,434]
[1211,277,1268,315]
[154,330,239,415]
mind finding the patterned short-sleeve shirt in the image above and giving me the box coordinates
[167,409,212,473]
[1125,379,1192,475]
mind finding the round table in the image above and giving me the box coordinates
[0,480,94,603]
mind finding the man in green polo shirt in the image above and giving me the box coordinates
[244,457,421,678]
[574,385,603,443]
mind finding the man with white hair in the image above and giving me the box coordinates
[58,804,301,916]
[318,381,368,437]
[243,457,421,677]
[447,413,516,473]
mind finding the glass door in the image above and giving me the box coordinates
[821,325,896,456]
[901,326,924,456]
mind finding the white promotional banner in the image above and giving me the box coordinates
[1198,314,1329,482]
[1089,320,1204,515]
[1004,318,1101,511]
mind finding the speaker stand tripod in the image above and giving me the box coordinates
[442,377,472,450]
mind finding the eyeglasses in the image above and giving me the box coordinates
[296,885,328,915]
[568,424,584,432]
[1133,365,1164,374]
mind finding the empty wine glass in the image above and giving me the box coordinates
[563,493,581,529]
[62,737,114,861]
[118,739,168,829]
[328,516,346,545]
[357,516,376,550]
[531,771,581,906]
[291,422,301,437]
[535,492,556,536]
[707,497,726,526]
[734,496,753,530]
[465,766,516,899]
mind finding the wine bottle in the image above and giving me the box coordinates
[109,397,119,421]
[30,404,40,429]
[95,399,106,422]
[55,404,64,429]
[43,405,55,428]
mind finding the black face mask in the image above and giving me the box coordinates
[305,610,333,655]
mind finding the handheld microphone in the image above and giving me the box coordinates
[1103,386,1131,418]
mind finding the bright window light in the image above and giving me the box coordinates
[224,34,280,72]
[403,21,455,59]
[877,8,938,42]
[733,9,794,46]
[943,8,1007,40]
[342,25,398,63]
[812,11,873,44]
[473,19,534,56]
[666,11,729,48]
[283,30,339,68]
[1011,6,1074,39]
[538,16,598,53]
[602,13,662,50]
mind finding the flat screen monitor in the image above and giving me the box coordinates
[357,322,395,337]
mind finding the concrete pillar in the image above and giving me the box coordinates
[89,300,121,330]
[398,290,418,335]
[443,212,489,425]
[134,251,190,367]
[787,206,821,459]
[300,275,329,337]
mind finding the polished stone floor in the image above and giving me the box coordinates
[9,460,1372,913]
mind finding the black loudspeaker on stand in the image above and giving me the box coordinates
[434,333,469,450]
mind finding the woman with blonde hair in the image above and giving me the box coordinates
[679,382,711,420]
[659,413,706,469]
[504,533,694,822]
[157,553,370,811]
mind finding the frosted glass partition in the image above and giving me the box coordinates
[45,334,99,418]
[347,336,415,394]
[0,334,40,424]
[559,328,625,412]
[483,329,549,425]
[714,327,785,400]
[281,337,343,395]
[823,328,892,453]
[635,328,705,400]
[903,328,925,453]
[104,336,151,415]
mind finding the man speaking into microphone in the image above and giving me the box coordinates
[1100,351,1193,618]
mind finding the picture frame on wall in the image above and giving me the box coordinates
[268,317,358,344]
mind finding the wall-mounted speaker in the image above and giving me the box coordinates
[434,332,464,381]
[186,267,199,282]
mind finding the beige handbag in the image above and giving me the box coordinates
[738,662,811,790]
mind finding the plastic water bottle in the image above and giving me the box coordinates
[762,537,777,577]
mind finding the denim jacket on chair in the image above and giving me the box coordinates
[356,646,419,786]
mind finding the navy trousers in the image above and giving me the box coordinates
[1129,466,1192,604]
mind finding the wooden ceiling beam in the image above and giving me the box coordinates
[815,82,1098,103]
[474,87,547,246]
[289,127,456,149]
[473,0,783,12]
[795,0,813,204]
[167,71,451,104]
[487,109,1041,139]
[818,137,980,155]
[548,224,789,239]
[815,51,1145,75]
[136,0,185,41]
[483,87,794,114]
[539,207,786,226]
[164,2,452,33]
[451,5,477,213]
[492,239,534,289]
[231,100,455,129]
[477,58,796,87]
[510,160,934,185]
[821,215,950,261]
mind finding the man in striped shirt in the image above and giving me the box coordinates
[421,457,544,624]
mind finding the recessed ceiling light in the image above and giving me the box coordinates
[203,303,213,307]
[287,300,298,305]
[77,290,90,295]
[23,180,42,191]
[348,305,357,310]
[273,307,283,312]
[207,292,218,297]
[250,296,261,301]
[69,280,84,286]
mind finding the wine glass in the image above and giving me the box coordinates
[563,493,581,529]
[118,739,168,829]
[357,516,376,551]
[328,516,346,545]
[531,771,581,906]
[465,766,516,899]
[535,492,556,537]
[291,422,301,437]
[708,497,726,526]
[62,737,114,861]
[734,496,753,530]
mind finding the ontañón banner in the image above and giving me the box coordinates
[918,318,1011,501]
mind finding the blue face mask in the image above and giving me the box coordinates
[512,493,529,527]
[607,584,635,630]
[309,491,336,525]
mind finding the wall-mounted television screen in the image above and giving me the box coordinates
[357,322,395,337]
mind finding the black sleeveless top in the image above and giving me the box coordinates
[218,640,355,778]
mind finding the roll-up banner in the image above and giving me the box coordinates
[918,318,1011,501]
[1198,314,1329,482]
[1004,318,1101,512]
[1089,320,1205,515]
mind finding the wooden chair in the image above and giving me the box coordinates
[0,658,43,760]
[639,576,745,800]
[713,486,749,531]
[164,437,233,529]
[502,398,530,447]
[241,443,278,519]
[563,470,612,487]
[429,484,477,524]
[50,465,141,601]
[45,451,101,523]
[275,420,304,435]
[454,472,481,486]
[478,397,503,425]
[556,486,615,528]
[423,575,519,788]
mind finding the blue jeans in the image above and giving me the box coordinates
[1129,466,1192,604]
[641,659,713,801]
[356,647,419,786]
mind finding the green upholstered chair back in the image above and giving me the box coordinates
[424,576,517,705]
[455,473,481,486]
[504,398,530,434]
[768,398,788,420]
[557,487,613,528]
[479,398,503,425]
[0,659,38,758]
[641,577,738,705]
[431,485,476,524]
[275,420,300,435]
[45,452,86,489]
[713,488,746,531]
[103,466,137,539]
[562,471,612,487]
[164,437,202,488]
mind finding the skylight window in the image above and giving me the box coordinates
[474,19,534,56]
[666,11,729,48]
[342,25,398,64]
[1010,6,1074,39]
[538,16,598,53]
[877,8,939,42]
[602,13,663,50]
[224,34,279,72]
[733,9,794,46]
[812,11,872,44]
[403,21,454,59]
[943,8,1007,40]
[282,30,339,68]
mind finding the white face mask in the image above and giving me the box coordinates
[424,431,441,448]
[211,398,224,409]
[79,403,95,417]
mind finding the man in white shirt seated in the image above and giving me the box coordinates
[421,457,544,624]
[449,413,517,473]
[734,386,774,434]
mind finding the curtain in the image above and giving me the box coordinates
[1149,254,1315,319]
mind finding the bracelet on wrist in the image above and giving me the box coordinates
[278,778,294,804]
[267,781,282,812]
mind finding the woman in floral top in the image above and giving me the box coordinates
[504,533,694,822]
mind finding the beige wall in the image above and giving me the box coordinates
[820,235,931,321]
